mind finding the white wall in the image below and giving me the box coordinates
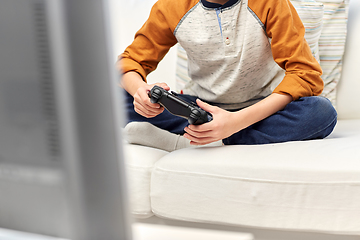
[108,0,177,90]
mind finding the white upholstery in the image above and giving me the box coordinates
[150,120,360,233]
[125,119,360,234]
[124,144,168,218]
[123,0,360,237]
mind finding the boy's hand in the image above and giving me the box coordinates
[183,93,293,145]
[184,99,240,145]
[133,82,170,118]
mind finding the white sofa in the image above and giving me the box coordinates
[122,0,360,239]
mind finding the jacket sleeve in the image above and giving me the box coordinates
[117,0,179,82]
[249,0,324,100]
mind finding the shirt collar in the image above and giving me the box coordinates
[201,0,239,9]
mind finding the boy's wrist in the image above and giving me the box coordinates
[120,71,148,97]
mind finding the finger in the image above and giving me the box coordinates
[135,105,164,118]
[134,99,160,115]
[144,98,162,110]
[186,122,214,133]
[196,99,216,114]
[184,127,214,142]
[156,82,170,91]
[184,126,213,137]
[135,91,162,111]
[135,105,161,117]
[134,99,164,116]
[184,133,216,145]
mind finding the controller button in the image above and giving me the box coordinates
[153,88,162,96]
[190,109,201,119]
[151,88,163,100]
[193,109,201,116]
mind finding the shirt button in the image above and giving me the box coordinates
[225,37,230,45]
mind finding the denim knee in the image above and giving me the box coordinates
[299,96,337,140]
[222,96,338,145]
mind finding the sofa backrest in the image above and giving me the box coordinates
[336,0,360,120]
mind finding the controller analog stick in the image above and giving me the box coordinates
[150,88,163,103]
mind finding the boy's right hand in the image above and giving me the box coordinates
[133,82,170,118]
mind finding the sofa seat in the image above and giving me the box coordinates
[124,119,360,234]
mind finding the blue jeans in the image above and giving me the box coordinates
[124,91,337,145]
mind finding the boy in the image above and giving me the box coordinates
[119,0,337,151]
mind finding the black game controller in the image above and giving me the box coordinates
[148,85,213,125]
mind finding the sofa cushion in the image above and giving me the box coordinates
[317,0,350,106]
[150,119,360,233]
[123,144,169,218]
[286,0,324,62]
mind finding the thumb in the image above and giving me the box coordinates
[157,82,170,91]
[196,99,216,113]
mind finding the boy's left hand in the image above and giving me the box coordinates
[183,99,240,145]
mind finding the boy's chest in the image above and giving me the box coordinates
[174,1,270,60]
